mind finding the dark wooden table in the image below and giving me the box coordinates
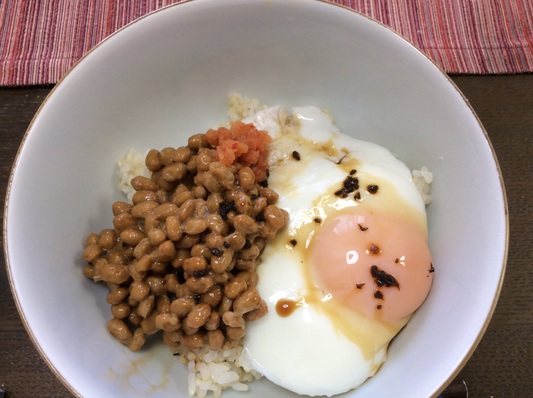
[1,76,532,397]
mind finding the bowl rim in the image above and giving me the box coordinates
[3,0,508,397]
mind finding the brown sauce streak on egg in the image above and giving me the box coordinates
[358,223,368,231]
[335,153,348,165]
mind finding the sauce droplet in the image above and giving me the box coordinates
[276,298,300,317]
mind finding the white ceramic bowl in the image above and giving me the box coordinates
[4,0,507,397]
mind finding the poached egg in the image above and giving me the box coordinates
[241,106,434,397]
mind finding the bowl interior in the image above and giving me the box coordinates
[5,0,507,397]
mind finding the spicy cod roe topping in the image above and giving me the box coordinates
[205,121,272,182]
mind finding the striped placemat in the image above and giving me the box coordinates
[1,0,532,86]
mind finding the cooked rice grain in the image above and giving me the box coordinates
[117,149,150,201]
[412,166,433,204]
[179,346,262,398]
[227,93,267,121]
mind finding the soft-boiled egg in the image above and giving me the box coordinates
[241,106,434,397]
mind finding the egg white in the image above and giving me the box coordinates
[242,106,428,397]
[244,245,387,397]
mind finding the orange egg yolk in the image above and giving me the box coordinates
[309,209,433,324]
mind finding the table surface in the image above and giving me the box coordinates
[1,75,532,398]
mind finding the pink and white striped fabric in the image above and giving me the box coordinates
[1,0,532,86]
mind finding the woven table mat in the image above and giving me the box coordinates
[1,0,532,86]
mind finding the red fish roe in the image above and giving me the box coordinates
[205,121,272,182]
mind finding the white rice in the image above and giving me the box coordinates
[177,346,262,398]
[412,166,433,205]
[114,95,433,397]
[227,92,267,121]
[116,149,150,201]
